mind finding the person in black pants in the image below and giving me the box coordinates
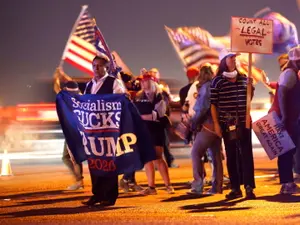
[81,54,126,207]
[269,46,300,194]
[211,49,256,200]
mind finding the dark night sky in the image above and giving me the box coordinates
[1,0,300,105]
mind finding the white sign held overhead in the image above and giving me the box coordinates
[231,17,273,54]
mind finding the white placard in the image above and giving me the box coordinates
[252,111,295,160]
[231,17,273,54]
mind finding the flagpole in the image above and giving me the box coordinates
[164,26,187,72]
[246,53,252,129]
[58,5,88,69]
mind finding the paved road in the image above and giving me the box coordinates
[1,155,300,225]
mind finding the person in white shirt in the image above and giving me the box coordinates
[82,54,125,207]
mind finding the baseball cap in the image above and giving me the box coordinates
[219,49,240,61]
[136,73,158,83]
[288,46,300,61]
[186,67,200,79]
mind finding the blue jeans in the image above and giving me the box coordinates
[191,128,223,192]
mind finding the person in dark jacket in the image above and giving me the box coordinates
[269,46,300,194]
[82,54,125,207]
[134,73,175,195]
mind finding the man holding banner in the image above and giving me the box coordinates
[269,46,300,194]
[81,54,125,206]
[56,53,156,207]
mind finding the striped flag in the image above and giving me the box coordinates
[94,25,118,75]
[61,6,96,75]
[165,26,266,84]
[238,62,265,85]
[61,6,115,76]
[165,26,220,69]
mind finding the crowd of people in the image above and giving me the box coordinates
[60,45,300,207]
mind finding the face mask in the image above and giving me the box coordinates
[222,70,237,79]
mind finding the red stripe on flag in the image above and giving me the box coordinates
[64,57,93,76]
[68,49,93,64]
[70,39,96,56]
[84,128,120,133]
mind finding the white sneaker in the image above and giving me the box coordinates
[67,181,84,191]
[165,186,175,194]
[139,187,157,195]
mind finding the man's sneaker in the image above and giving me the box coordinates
[280,182,300,194]
[67,181,84,191]
[139,187,157,195]
[119,179,130,193]
[166,186,175,194]
[245,186,256,200]
[186,188,203,195]
[129,183,144,192]
[225,189,242,200]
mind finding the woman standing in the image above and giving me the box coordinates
[188,65,223,195]
[134,73,175,195]
[210,49,256,200]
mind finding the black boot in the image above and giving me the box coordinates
[82,195,101,206]
[245,186,256,200]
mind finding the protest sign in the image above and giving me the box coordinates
[253,111,295,160]
[231,16,273,54]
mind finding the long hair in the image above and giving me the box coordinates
[136,79,161,102]
[215,57,242,77]
[196,65,214,89]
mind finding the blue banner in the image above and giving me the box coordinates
[56,91,156,176]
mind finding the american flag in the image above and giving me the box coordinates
[165,26,220,69]
[165,26,265,84]
[94,25,117,74]
[62,6,114,76]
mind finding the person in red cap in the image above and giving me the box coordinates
[134,72,175,195]
[179,67,200,107]
[177,67,200,145]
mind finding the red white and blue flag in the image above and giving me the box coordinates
[61,5,116,76]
